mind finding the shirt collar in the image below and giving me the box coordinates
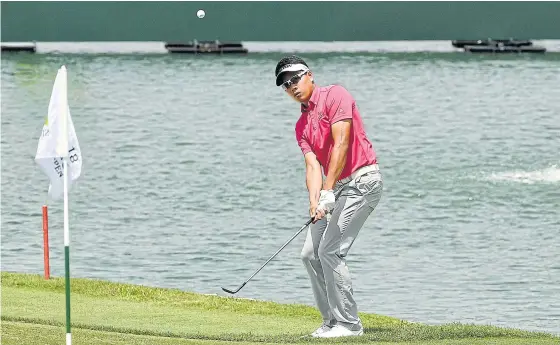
[301,86,320,112]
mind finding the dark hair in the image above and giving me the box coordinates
[274,55,309,76]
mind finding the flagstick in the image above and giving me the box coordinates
[35,64,76,345]
[59,64,72,345]
[63,156,71,345]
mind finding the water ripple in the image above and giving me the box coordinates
[2,53,559,335]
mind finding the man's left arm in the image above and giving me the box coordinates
[323,86,354,190]
[323,119,351,190]
[316,86,353,218]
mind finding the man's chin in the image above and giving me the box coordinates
[295,94,308,103]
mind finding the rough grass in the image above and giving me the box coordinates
[2,271,558,345]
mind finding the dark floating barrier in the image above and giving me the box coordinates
[1,42,36,53]
[452,38,546,54]
[165,40,248,54]
[464,45,546,53]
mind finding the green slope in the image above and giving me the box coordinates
[1,272,558,345]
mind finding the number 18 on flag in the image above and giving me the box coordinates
[35,65,82,200]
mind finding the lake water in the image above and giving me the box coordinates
[1,42,559,334]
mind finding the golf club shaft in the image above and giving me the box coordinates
[227,218,313,293]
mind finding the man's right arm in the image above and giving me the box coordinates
[304,152,323,217]
[295,124,322,218]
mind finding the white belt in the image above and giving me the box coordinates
[337,164,379,185]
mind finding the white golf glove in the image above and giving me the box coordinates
[317,189,336,214]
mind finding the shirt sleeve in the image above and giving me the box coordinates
[295,125,313,156]
[326,85,354,124]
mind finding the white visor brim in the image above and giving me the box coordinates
[276,64,309,86]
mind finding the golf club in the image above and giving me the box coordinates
[221,217,314,294]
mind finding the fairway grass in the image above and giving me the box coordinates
[2,272,558,345]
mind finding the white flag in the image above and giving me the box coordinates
[35,65,83,200]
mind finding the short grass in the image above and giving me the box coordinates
[2,271,558,345]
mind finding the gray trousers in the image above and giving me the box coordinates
[301,169,383,331]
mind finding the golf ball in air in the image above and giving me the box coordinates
[197,10,205,18]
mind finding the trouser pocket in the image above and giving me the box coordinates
[354,171,383,207]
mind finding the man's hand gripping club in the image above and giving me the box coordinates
[312,189,336,223]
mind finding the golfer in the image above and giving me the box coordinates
[275,55,383,338]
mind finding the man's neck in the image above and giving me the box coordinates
[302,85,317,107]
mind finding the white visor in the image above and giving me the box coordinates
[276,63,309,86]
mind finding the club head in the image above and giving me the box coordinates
[221,282,246,295]
[221,287,237,294]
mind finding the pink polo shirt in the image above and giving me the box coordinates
[295,85,377,180]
